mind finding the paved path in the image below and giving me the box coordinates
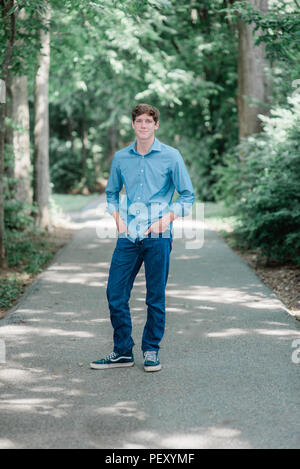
[0,197,299,449]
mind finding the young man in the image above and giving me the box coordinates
[90,103,194,372]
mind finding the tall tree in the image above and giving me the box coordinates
[237,0,269,140]
[33,2,51,228]
[7,73,32,204]
[0,0,16,267]
[6,8,32,205]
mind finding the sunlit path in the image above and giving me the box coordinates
[0,198,299,449]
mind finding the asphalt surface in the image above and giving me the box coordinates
[0,197,299,449]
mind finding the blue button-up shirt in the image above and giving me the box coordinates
[106,138,195,242]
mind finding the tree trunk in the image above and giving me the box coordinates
[33,2,51,229]
[237,0,269,141]
[6,8,32,205]
[0,98,7,267]
[7,74,32,204]
[0,0,16,268]
[81,116,87,182]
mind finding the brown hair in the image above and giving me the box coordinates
[132,103,160,124]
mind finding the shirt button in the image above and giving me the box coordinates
[140,183,143,186]
[141,169,144,172]
[136,210,140,214]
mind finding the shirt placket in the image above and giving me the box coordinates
[135,155,145,236]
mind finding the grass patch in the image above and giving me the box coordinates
[51,193,99,214]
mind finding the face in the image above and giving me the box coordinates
[132,113,159,141]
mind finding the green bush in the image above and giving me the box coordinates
[5,230,54,274]
[4,199,36,231]
[0,276,22,310]
[214,95,300,265]
[49,137,83,193]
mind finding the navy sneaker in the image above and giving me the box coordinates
[90,351,134,370]
[143,351,161,372]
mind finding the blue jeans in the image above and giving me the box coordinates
[106,235,172,354]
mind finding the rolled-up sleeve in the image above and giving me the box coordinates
[105,155,123,215]
[169,152,195,217]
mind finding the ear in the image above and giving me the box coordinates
[155,120,159,130]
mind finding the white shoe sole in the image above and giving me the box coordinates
[90,361,134,370]
[144,364,162,372]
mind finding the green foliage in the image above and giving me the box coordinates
[4,199,36,231]
[0,276,22,310]
[5,229,54,274]
[3,145,36,231]
[49,137,82,193]
[227,0,300,105]
[2,0,300,269]
[0,0,48,76]
[48,0,239,199]
[2,145,54,274]
[230,0,300,64]
[212,0,300,263]
[51,193,99,213]
[215,94,300,264]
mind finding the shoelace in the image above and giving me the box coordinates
[106,352,117,360]
[144,351,157,362]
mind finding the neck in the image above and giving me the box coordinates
[136,137,155,156]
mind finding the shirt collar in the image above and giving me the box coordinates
[129,138,162,156]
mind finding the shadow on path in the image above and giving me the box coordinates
[0,198,299,449]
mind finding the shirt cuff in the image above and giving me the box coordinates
[169,202,193,217]
[106,202,119,215]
